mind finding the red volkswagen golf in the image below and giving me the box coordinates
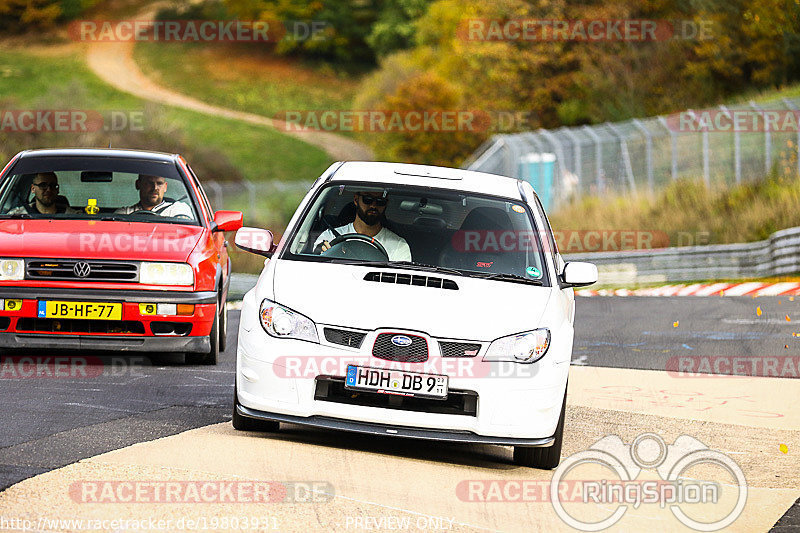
[0,148,243,364]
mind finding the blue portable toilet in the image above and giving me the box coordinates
[519,153,556,210]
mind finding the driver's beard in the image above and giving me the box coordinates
[356,205,381,226]
[38,196,55,207]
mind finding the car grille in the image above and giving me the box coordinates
[372,333,428,363]
[364,272,458,290]
[439,341,482,357]
[16,318,145,334]
[26,259,139,282]
[324,327,367,348]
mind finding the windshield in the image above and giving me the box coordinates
[284,182,551,286]
[0,157,200,225]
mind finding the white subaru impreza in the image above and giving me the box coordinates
[233,162,597,469]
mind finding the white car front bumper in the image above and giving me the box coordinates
[235,293,570,443]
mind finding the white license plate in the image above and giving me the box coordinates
[345,365,448,399]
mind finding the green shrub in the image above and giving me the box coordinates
[549,172,800,247]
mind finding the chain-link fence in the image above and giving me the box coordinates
[464,96,800,211]
[203,179,312,226]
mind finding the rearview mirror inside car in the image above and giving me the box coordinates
[81,171,112,182]
[562,262,598,287]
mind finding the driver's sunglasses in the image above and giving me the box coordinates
[359,195,388,207]
[33,182,59,190]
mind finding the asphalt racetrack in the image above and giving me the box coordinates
[0,296,797,531]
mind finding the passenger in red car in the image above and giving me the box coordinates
[8,172,77,215]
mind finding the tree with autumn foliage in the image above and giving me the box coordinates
[0,0,97,31]
[355,0,800,165]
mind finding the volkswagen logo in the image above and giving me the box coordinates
[391,335,413,347]
[73,261,91,278]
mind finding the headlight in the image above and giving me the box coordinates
[0,259,24,281]
[259,299,319,343]
[483,328,550,364]
[139,262,193,286]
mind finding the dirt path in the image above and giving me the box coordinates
[84,9,372,161]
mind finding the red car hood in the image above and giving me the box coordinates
[0,219,204,262]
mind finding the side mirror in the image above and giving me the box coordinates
[562,262,598,287]
[235,227,277,257]
[213,210,243,232]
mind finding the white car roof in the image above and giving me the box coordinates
[327,162,524,200]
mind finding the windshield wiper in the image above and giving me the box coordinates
[100,216,126,221]
[0,213,31,218]
[465,272,545,285]
[388,261,465,276]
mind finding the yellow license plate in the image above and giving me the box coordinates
[38,301,122,320]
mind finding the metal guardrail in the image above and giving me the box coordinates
[229,227,800,293]
[564,226,800,284]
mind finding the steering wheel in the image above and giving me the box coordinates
[323,233,389,261]
[130,209,161,216]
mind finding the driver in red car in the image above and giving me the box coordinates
[314,191,411,261]
[115,174,193,218]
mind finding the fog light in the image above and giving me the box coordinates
[177,304,195,315]
[157,303,177,315]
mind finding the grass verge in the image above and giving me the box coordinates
[0,49,332,183]
[134,41,360,121]
[550,172,800,248]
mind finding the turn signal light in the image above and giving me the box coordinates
[177,304,195,315]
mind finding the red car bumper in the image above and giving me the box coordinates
[0,285,217,353]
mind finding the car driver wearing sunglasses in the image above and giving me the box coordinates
[314,191,411,262]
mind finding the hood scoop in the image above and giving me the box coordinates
[364,271,458,290]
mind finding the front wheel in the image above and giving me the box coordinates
[513,387,567,470]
